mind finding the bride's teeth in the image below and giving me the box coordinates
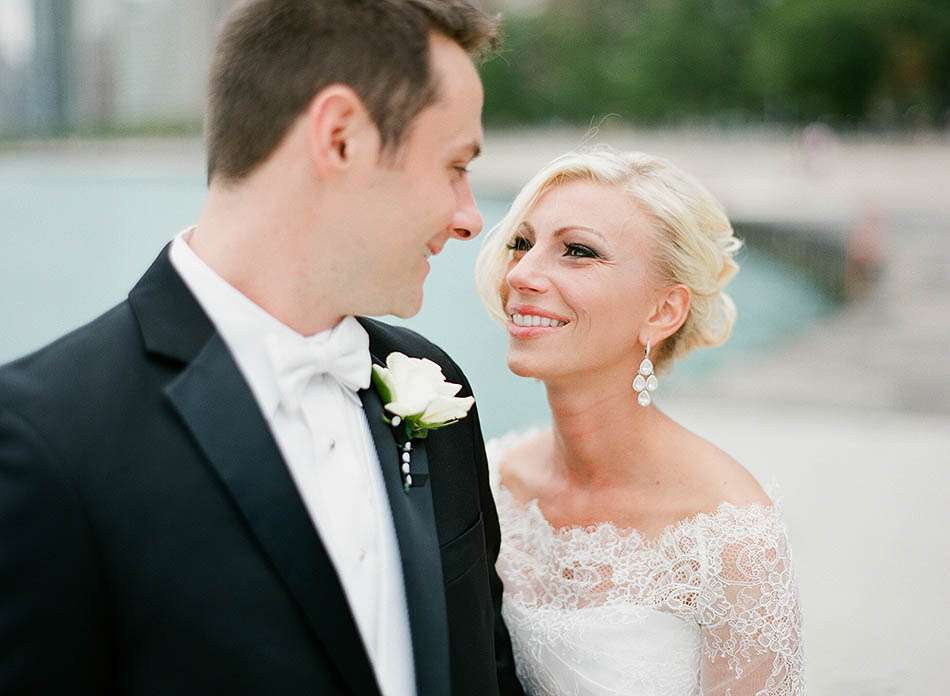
[511,313,566,328]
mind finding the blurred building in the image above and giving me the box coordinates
[108,0,235,127]
[1,0,237,136]
[71,0,121,128]
[3,0,534,138]
[0,54,29,135]
[0,1,34,135]
[31,0,74,133]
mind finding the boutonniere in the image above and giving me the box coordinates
[372,352,475,491]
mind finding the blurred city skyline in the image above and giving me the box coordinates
[0,0,235,136]
[2,0,948,138]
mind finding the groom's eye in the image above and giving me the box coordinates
[506,236,532,253]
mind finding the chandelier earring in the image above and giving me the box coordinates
[632,339,658,407]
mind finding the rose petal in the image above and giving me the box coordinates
[420,395,475,424]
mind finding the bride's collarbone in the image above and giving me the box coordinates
[499,431,770,540]
[530,487,704,539]
[502,461,693,538]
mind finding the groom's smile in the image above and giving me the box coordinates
[362,32,485,319]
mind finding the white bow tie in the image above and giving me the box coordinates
[265,316,371,412]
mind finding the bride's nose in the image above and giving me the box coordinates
[506,248,550,295]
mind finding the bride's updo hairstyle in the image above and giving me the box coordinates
[475,146,743,373]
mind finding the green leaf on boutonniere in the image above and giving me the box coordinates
[371,366,393,409]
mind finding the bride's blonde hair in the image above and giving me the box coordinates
[474,145,743,373]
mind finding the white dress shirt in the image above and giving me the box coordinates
[169,227,415,696]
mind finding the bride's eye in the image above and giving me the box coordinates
[507,236,532,253]
[564,243,598,258]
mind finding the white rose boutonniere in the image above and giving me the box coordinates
[371,351,475,440]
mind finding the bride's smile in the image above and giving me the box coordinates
[498,178,689,389]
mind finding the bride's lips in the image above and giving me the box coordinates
[507,304,571,339]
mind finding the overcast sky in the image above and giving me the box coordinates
[0,0,33,67]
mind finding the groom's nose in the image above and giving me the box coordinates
[450,182,483,240]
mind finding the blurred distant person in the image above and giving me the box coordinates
[800,120,840,174]
[475,147,805,695]
[0,1,522,695]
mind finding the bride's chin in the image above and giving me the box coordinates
[507,355,546,380]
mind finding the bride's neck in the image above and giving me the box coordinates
[544,370,668,489]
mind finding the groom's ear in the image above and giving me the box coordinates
[305,85,379,179]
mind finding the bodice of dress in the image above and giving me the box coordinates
[488,431,805,696]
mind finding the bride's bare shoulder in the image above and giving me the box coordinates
[666,419,772,511]
[654,410,772,512]
[495,428,554,505]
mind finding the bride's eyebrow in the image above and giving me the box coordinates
[516,221,606,244]
[553,225,606,243]
[515,220,535,238]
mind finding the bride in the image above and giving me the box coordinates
[474,147,804,695]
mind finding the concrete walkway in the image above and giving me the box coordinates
[685,212,950,415]
[474,127,950,223]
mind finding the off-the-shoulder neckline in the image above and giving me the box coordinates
[496,482,780,547]
[487,428,781,547]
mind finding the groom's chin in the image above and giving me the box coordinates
[387,293,424,319]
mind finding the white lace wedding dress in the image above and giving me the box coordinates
[487,431,805,696]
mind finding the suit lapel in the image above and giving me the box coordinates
[361,350,450,696]
[130,246,380,696]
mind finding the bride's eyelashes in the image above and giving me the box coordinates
[564,243,599,259]
[507,235,601,260]
[507,235,532,253]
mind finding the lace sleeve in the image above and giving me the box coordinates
[697,504,805,695]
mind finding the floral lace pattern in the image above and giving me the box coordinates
[488,431,805,696]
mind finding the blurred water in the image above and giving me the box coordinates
[0,155,832,437]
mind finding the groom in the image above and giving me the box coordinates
[0,1,522,695]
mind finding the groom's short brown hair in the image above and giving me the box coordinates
[205,0,499,183]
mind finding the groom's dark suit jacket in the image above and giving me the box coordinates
[0,247,523,696]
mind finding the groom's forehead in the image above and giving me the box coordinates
[407,91,482,154]
[387,34,483,156]
[428,34,483,106]
[427,77,484,146]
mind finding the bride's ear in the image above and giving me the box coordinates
[304,85,378,179]
[641,284,691,344]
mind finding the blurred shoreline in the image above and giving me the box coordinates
[6,128,948,414]
[5,126,949,217]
